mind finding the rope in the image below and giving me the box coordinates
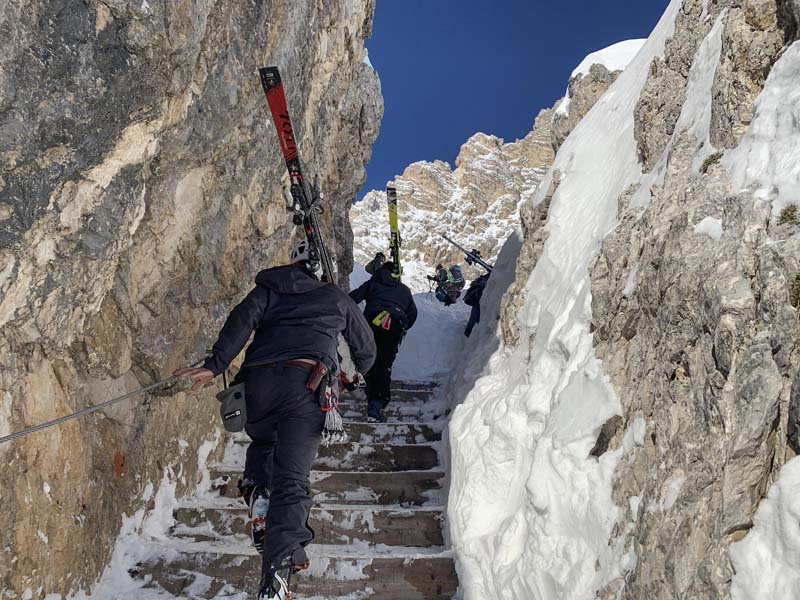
[0,358,205,445]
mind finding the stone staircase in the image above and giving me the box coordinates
[135,382,458,599]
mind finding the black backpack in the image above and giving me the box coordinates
[463,276,487,306]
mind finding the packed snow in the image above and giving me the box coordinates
[570,39,648,79]
[694,216,723,240]
[724,41,800,217]
[446,2,681,599]
[730,457,800,599]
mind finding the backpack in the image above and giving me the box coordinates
[463,275,488,306]
[446,265,465,290]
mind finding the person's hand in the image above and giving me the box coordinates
[173,367,215,392]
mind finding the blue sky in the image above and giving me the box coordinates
[359,1,668,198]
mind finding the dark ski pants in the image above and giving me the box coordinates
[465,304,481,337]
[364,319,404,408]
[243,364,325,571]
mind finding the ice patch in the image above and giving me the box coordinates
[662,473,686,511]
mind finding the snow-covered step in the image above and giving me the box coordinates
[212,469,446,505]
[213,442,440,473]
[137,544,458,599]
[172,504,445,547]
[388,381,439,392]
[338,404,448,422]
[232,421,443,445]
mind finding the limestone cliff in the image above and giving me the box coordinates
[591,1,799,597]
[0,1,382,596]
[351,112,554,291]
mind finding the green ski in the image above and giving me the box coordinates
[387,185,401,279]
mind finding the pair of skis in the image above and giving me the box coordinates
[386,186,402,279]
[260,66,336,284]
[441,234,494,273]
[261,66,405,285]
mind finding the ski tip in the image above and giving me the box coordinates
[259,66,281,91]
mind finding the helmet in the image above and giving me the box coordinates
[435,263,444,271]
[291,239,311,264]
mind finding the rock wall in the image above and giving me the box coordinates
[592,2,799,597]
[494,0,800,597]
[0,0,382,596]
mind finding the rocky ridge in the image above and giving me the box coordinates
[350,112,554,291]
[0,1,381,596]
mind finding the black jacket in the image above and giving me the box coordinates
[349,269,418,330]
[463,274,489,306]
[203,266,376,376]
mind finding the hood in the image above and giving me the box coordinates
[255,265,328,294]
[373,268,399,287]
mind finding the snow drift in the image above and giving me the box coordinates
[446,2,681,598]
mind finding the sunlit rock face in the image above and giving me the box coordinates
[0,0,381,594]
[593,2,799,597]
[351,111,554,291]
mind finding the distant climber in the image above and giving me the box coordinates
[427,263,465,306]
[174,239,375,600]
[349,260,418,422]
[364,251,386,275]
[463,272,490,337]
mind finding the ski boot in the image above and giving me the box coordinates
[258,548,310,600]
[367,398,384,423]
[238,479,270,555]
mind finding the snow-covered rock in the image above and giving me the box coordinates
[448,1,800,599]
[350,112,554,291]
[553,40,645,151]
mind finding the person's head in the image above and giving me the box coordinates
[435,263,444,272]
[381,260,396,272]
[290,239,319,277]
[375,252,386,263]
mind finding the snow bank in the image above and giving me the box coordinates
[446,2,681,599]
[445,231,523,407]
[724,41,800,217]
[72,470,184,600]
[730,457,800,599]
[72,435,226,600]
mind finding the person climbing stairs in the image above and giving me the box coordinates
[133,380,458,599]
